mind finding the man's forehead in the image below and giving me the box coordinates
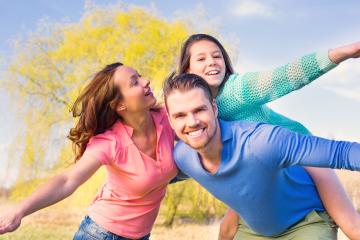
[167,88,210,112]
[169,88,207,101]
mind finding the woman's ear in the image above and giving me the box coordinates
[110,101,126,112]
[116,104,127,112]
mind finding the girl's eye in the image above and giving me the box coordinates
[197,58,205,62]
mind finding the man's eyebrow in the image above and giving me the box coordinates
[171,111,185,117]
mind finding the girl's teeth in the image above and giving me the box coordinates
[207,71,219,75]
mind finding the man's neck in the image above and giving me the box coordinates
[197,120,223,174]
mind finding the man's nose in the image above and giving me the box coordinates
[187,114,199,126]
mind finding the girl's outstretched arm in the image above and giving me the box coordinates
[0,155,101,234]
[218,41,360,108]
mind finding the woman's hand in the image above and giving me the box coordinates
[0,208,23,234]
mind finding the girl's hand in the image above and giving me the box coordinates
[329,41,360,63]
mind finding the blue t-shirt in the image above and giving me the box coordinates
[174,120,360,236]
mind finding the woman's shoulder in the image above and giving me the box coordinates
[88,127,118,147]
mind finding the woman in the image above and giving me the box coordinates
[0,63,177,239]
[177,33,360,239]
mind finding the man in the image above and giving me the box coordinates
[163,73,360,239]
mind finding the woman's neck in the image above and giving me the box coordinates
[121,110,155,136]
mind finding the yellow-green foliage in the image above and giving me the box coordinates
[4,3,228,222]
[161,180,227,225]
[6,3,189,191]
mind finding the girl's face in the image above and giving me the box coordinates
[113,65,156,113]
[187,40,226,92]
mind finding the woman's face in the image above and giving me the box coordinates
[187,40,226,92]
[113,65,156,113]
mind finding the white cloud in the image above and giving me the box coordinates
[173,3,223,33]
[323,87,360,101]
[320,61,360,101]
[232,0,273,17]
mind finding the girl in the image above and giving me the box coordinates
[177,33,360,239]
[0,63,177,239]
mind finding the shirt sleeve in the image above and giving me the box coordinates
[218,51,337,108]
[82,134,116,165]
[169,169,190,184]
[250,123,360,171]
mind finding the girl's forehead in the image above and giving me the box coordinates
[189,40,221,53]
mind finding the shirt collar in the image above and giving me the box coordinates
[111,109,166,145]
[219,119,233,143]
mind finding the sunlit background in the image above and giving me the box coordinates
[0,1,359,239]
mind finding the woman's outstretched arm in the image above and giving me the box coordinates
[0,155,101,234]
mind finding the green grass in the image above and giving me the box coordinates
[0,201,84,240]
[1,225,77,240]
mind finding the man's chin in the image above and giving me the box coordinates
[187,142,207,150]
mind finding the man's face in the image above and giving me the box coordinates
[166,88,218,150]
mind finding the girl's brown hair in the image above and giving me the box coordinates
[68,62,123,161]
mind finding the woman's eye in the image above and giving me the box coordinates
[131,80,138,86]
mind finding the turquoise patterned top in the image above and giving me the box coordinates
[217,51,337,134]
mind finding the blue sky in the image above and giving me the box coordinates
[0,0,360,186]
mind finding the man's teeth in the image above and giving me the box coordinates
[187,129,203,137]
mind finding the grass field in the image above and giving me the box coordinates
[0,202,220,240]
[1,169,359,239]
[0,202,349,240]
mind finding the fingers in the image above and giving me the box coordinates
[0,215,21,234]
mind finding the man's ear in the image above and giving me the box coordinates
[212,98,218,118]
[166,110,175,129]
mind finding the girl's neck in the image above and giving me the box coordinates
[211,86,219,97]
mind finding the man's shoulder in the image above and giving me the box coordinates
[219,119,267,134]
[220,119,280,148]
[174,141,195,158]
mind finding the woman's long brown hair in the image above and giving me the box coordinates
[68,62,123,162]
